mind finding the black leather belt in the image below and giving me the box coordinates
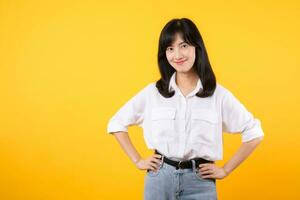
[155,149,214,170]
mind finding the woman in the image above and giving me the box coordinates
[107,18,264,200]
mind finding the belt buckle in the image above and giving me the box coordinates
[177,161,183,169]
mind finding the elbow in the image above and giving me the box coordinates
[255,136,264,143]
[253,135,263,142]
[247,136,264,147]
[245,136,264,147]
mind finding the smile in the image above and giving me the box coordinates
[175,60,186,65]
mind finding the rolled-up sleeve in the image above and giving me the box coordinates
[107,84,149,134]
[221,89,264,142]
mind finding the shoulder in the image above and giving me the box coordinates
[215,83,244,107]
[133,82,157,97]
[215,82,231,97]
[147,82,157,90]
[139,82,157,93]
[140,82,156,92]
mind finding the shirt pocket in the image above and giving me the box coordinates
[190,109,218,145]
[151,107,176,143]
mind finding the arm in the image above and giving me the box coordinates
[113,131,162,171]
[107,84,161,171]
[200,137,263,179]
[200,89,265,179]
[113,131,142,164]
[222,136,263,175]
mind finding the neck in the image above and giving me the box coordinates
[175,69,199,89]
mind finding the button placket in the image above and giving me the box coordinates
[178,96,188,157]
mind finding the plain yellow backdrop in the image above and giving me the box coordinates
[1,0,299,199]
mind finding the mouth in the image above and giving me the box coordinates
[175,60,186,65]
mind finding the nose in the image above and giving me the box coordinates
[174,49,183,60]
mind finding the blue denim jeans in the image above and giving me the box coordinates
[144,159,217,200]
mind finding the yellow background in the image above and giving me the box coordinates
[1,0,299,199]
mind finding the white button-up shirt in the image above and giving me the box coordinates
[107,72,264,161]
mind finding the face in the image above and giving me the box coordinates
[165,33,196,74]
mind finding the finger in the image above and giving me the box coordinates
[202,174,214,179]
[199,166,212,172]
[149,162,159,170]
[199,168,211,173]
[148,165,155,171]
[200,169,214,175]
[153,154,162,159]
[151,158,162,165]
[199,167,211,172]
[199,163,211,168]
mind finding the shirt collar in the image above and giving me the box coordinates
[168,71,203,97]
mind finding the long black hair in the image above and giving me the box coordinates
[156,18,216,98]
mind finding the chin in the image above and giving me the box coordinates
[176,67,193,73]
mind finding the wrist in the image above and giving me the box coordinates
[133,157,141,165]
[222,167,230,176]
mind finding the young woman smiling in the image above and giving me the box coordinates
[107,18,264,200]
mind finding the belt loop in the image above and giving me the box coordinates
[158,155,164,169]
[191,160,196,172]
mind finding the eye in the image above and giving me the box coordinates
[166,47,173,52]
[181,44,189,48]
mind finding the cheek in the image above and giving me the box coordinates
[188,50,196,62]
[165,53,171,61]
[190,54,196,63]
[189,48,196,57]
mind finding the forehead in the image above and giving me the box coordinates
[170,33,186,46]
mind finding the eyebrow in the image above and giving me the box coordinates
[169,41,187,47]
